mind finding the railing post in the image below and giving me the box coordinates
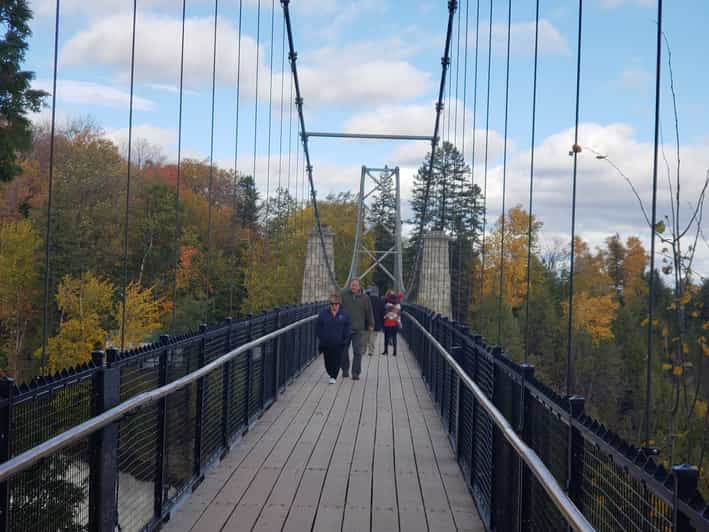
[469,335,482,485]
[244,315,253,429]
[0,377,14,532]
[566,395,585,509]
[154,336,170,520]
[222,317,233,451]
[260,311,267,411]
[516,363,534,532]
[89,350,120,532]
[193,323,208,478]
[672,464,698,531]
[274,308,282,400]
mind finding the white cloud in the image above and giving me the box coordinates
[60,13,430,109]
[481,122,709,277]
[105,123,178,159]
[33,79,155,111]
[473,19,570,57]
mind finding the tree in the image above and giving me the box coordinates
[112,282,165,349]
[0,1,46,183]
[0,219,40,377]
[40,272,114,373]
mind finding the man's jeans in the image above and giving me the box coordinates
[342,330,365,377]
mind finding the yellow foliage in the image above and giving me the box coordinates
[112,282,166,349]
[56,272,114,320]
[562,292,618,346]
[43,315,107,374]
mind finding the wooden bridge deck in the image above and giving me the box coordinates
[163,335,484,532]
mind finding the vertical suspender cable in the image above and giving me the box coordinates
[40,0,61,372]
[287,76,293,222]
[644,0,663,447]
[253,0,261,191]
[457,0,470,321]
[229,0,243,317]
[277,12,286,213]
[523,0,540,363]
[404,0,457,300]
[205,0,219,323]
[171,0,187,332]
[497,0,512,345]
[566,0,583,396]
[471,0,480,312]
[265,0,275,216]
[480,0,493,302]
[120,0,138,351]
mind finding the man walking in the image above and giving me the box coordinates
[316,293,351,383]
[340,277,374,380]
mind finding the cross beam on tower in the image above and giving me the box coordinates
[305,131,435,142]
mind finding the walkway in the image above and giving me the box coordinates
[163,336,484,532]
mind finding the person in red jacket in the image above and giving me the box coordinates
[381,290,401,356]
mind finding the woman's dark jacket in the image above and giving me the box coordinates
[369,295,385,331]
[316,308,351,349]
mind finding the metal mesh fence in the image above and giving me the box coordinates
[8,372,94,532]
[1,304,323,532]
[400,304,708,532]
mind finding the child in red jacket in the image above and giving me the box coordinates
[382,290,401,356]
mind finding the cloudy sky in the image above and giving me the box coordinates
[25,0,709,278]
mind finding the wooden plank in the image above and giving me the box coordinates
[250,373,355,531]
[310,354,375,532]
[399,343,485,532]
[200,366,339,531]
[163,362,321,531]
[372,355,398,532]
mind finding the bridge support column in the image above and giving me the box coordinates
[302,226,335,302]
[417,231,453,318]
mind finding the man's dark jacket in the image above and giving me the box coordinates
[316,308,351,349]
[340,289,374,331]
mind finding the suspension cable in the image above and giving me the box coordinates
[281,0,338,289]
[171,0,187,331]
[40,0,61,372]
[265,0,275,216]
[644,0,663,447]
[404,0,458,300]
[566,0,584,396]
[480,0,493,303]
[229,0,243,317]
[120,0,138,351]
[205,0,219,323]
[253,0,261,192]
[523,0,540,363]
[497,0,512,345]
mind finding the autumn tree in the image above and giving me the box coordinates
[0,219,41,377]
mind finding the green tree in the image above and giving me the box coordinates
[0,0,46,183]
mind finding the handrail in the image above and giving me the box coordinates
[404,311,594,532]
[0,314,318,483]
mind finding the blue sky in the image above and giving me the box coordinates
[25,0,709,277]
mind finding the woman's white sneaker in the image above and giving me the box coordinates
[328,377,336,384]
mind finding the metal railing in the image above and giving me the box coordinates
[404,311,593,531]
[402,305,709,532]
[0,304,323,532]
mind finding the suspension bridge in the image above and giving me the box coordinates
[0,0,708,531]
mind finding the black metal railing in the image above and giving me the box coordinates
[0,303,322,532]
[402,305,709,532]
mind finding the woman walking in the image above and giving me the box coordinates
[381,290,401,356]
[316,293,351,383]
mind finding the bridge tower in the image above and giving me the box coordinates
[347,166,405,293]
[416,230,452,317]
[301,226,336,302]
